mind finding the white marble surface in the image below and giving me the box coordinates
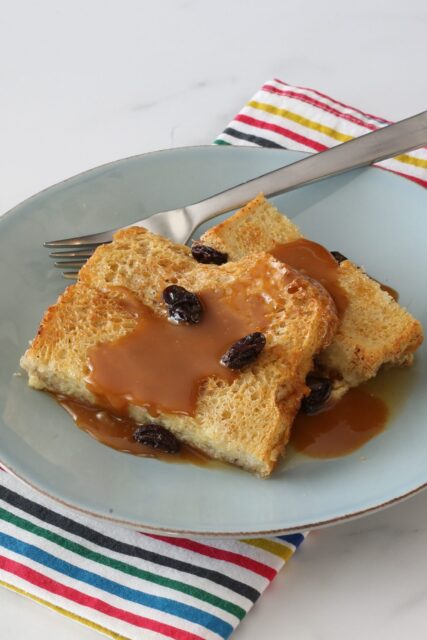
[1,0,426,638]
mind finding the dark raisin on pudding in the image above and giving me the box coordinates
[162,285,203,324]
[163,284,189,306]
[301,375,332,414]
[330,251,348,264]
[133,424,180,453]
[221,332,266,370]
[191,244,228,265]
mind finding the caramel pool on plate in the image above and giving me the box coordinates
[290,387,388,458]
[290,367,414,459]
[57,395,211,466]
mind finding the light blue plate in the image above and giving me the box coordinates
[0,146,426,536]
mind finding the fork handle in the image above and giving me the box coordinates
[187,110,427,230]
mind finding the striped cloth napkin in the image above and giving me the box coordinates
[215,78,427,187]
[1,79,426,640]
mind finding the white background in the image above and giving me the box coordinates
[1,1,427,638]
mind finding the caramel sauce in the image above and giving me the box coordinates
[86,261,293,417]
[290,387,388,458]
[270,239,348,315]
[57,365,415,468]
[375,279,399,302]
[290,367,414,459]
[57,395,212,466]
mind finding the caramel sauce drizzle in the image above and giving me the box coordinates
[272,239,399,310]
[57,395,211,466]
[270,238,348,315]
[59,366,413,466]
[86,261,293,417]
[374,279,399,302]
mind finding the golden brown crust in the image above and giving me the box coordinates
[318,261,423,386]
[202,194,302,260]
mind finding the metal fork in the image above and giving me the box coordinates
[46,110,427,278]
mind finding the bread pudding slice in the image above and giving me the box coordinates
[21,227,338,476]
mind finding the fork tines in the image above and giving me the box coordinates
[48,247,95,278]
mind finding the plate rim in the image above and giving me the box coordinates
[1,457,426,537]
[1,144,426,536]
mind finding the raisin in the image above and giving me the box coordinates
[133,424,180,453]
[301,375,332,414]
[191,244,228,265]
[169,300,203,324]
[331,251,348,264]
[220,332,266,370]
[163,285,189,306]
[163,285,203,324]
